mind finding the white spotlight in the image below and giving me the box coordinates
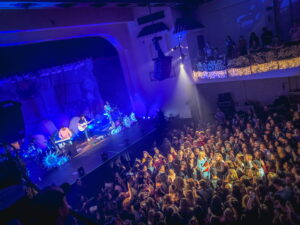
[180,63,184,68]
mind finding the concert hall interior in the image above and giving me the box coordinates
[1,0,300,225]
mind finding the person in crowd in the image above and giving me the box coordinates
[204,42,214,61]
[41,101,300,225]
[261,27,273,47]
[238,36,247,56]
[270,35,283,49]
[212,48,220,60]
[225,35,236,59]
[249,32,260,51]
[31,187,70,225]
[215,108,225,124]
[289,22,300,42]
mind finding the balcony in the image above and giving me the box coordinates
[193,42,300,82]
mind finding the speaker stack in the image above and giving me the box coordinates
[0,101,25,145]
[217,93,235,118]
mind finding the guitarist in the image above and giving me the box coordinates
[78,115,91,142]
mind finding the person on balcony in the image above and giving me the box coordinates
[289,22,300,42]
[204,42,214,61]
[225,35,236,59]
[238,36,247,56]
[249,32,260,52]
[261,27,273,47]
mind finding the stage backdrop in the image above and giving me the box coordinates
[0,59,103,137]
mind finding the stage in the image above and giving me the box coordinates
[26,121,157,188]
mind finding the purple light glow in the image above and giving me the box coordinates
[0,21,124,35]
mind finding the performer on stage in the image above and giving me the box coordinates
[104,101,114,125]
[58,127,72,140]
[104,101,113,114]
[78,115,91,141]
[57,127,75,156]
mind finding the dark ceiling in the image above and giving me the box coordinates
[0,37,117,77]
[0,0,211,9]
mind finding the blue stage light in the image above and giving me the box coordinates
[43,152,58,169]
[88,124,94,129]
[43,152,69,169]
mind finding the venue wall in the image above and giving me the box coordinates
[93,56,131,114]
[126,7,193,118]
[197,76,300,120]
[194,0,300,55]
[0,6,194,120]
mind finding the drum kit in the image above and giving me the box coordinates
[42,151,69,169]
[21,133,73,169]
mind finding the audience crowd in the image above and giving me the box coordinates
[5,101,300,225]
[200,24,300,62]
[65,102,300,225]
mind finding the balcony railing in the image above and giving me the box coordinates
[193,42,300,81]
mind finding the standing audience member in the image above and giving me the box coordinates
[13,101,300,225]
[67,101,300,225]
[225,35,236,59]
[249,32,260,51]
[270,35,283,49]
[289,22,300,41]
[261,27,273,47]
[31,187,70,225]
[204,42,214,61]
[238,36,247,56]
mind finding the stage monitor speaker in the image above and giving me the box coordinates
[153,56,172,81]
[0,101,25,144]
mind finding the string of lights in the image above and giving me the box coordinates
[193,57,300,81]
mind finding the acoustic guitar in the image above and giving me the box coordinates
[78,120,94,131]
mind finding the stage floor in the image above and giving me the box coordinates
[26,121,156,188]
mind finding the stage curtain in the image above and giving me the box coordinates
[0,59,103,136]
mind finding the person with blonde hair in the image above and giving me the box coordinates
[225,168,239,183]
[245,154,253,169]
[168,168,176,183]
